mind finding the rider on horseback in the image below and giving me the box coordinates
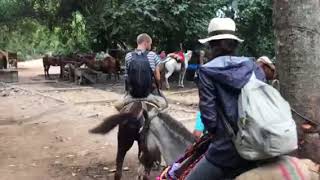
[167,50,186,72]
[185,18,267,179]
[115,33,167,111]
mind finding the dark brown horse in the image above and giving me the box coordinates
[43,54,85,79]
[90,102,195,180]
[43,55,64,79]
[90,102,160,180]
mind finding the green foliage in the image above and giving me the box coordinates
[0,20,60,60]
[235,0,274,57]
[0,0,275,60]
[82,0,230,52]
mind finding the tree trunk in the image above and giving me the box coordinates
[273,0,320,163]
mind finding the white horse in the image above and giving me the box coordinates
[161,50,193,89]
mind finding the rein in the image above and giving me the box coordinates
[291,108,320,126]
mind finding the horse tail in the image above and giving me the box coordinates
[90,102,143,134]
[89,113,131,134]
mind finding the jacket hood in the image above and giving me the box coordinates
[199,56,264,89]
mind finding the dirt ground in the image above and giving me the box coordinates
[0,60,199,180]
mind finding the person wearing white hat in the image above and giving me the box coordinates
[184,18,267,180]
[256,56,276,80]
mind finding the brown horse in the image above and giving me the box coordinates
[43,54,84,79]
[81,56,100,71]
[81,54,120,81]
[90,102,162,180]
[90,101,195,180]
[43,55,62,79]
[100,56,121,80]
[0,51,7,69]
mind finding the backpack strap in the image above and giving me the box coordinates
[217,108,236,139]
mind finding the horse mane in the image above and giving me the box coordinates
[158,112,195,143]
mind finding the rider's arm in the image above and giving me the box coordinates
[124,52,131,91]
[150,52,161,87]
[197,68,218,134]
[153,52,161,87]
[154,66,161,86]
[193,111,204,139]
[167,53,179,59]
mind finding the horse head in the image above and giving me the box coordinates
[148,112,195,164]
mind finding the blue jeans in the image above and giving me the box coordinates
[185,157,224,180]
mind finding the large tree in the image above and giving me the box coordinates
[273,0,320,163]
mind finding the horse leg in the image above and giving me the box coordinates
[178,71,183,88]
[43,66,47,79]
[115,71,120,81]
[47,66,50,79]
[115,127,135,180]
[59,65,62,79]
[180,69,187,88]
[165,70,174,89]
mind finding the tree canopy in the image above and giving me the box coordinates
[0,0,274,60]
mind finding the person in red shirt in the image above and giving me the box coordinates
[167,50,186,71]
[168,51,185,62]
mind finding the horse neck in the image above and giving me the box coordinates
[149,112,195,164]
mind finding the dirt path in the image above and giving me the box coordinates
[0,60,198,180]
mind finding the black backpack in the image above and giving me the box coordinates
[127,51,153,98]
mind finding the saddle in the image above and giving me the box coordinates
[115,93,168,112]
[159,134,212,180]
[161,57,182,64]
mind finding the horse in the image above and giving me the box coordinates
[90,101,320,180]
[0,51,8,69]
[160,51,193,89]
[81,53,120,81]
[43,54,87,79]
[43,55,61,79]
[152,120,320,180]
[99,55,121,81]
[89,101,195,180]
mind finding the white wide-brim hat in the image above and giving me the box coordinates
[199,18,243,44]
